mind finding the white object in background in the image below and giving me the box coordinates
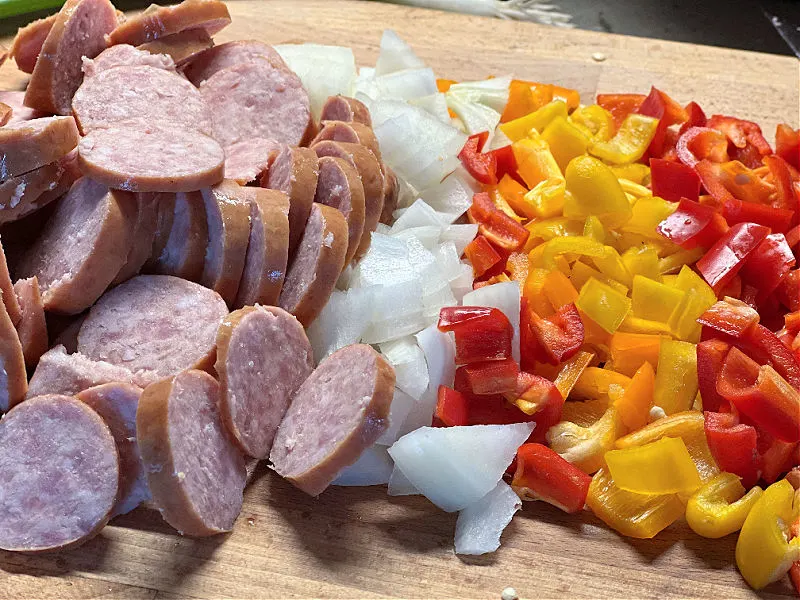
[332,445,394,486]
[462,281,522,363]
[375,0,573,27]
[455,481,522,555]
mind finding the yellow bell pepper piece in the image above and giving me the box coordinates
[537,235,605,269]
[654,339,698,415]
[524,178,566,218]
[736,479,800,590]
[631,275,686,323]
[667,265,717,342]
[613,360,655,431]
[564,155,632,228]
[608,332,663,377]
[489,188,524,221]
[605,437,702,495]
[618,315,674,336]
[561,396,610,427]
[554,350,595,399]
[512,133,563,188]
[615,411,719,483]
[543,269,579,310]
[673,264,717,306]
[526,217,582,241]
[593,246,633,287]
[621,246,662,282]
[586,467,686,539]
[610,163,651,185]
[576,277,632,334]
[501,100,568,142]
[658,247,705,275]
[570,261,629,296]
[686,473,763,539]
[583,216,606,243]
[506,252,529,283]
[571,367,632,400]
[553,254,572,277]
[590,113,659,164]
[541,116,591,173]
[618,179,652,199]
[523,267,555,318]
[570,104,614,142]
[621,196,677,239]
[547,406,622,474]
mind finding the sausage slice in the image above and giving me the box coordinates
[24,0,118,115]
[137,28,213,67]
[0,299,27,413]
[182,39,286,86]
[216,306,313,459]
[137,370,246,537]
[112,192,162,286]
[320,95,372,127]
[0,116,79,181]
[107,0,231,46]
[262,145,319,254]
[78,275,228,379]
[77,383,151,517]
[223,138,281,185]
[8,14,57,74]
[0,160,70,226]
[13,277,47,369]
[0,395,119,551]
[17,178,137,314]
[77,124,225,193]
[81,44,176,79]
[234,189,290,308]
[310,121,381,161]
[149,191,208,281]
[314,156,366,265]
[0,237,21,326]
[380,165,400,225]
[270,344,394,496]
[0,104,11,127]
[279,203,348,327]
[0,91,50,126]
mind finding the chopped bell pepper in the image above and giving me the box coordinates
[583,215,606,243]
[458,131,496,185]
[668,266,718,342]
[570,260,629,296]
[570,104,614,142]
[571,367,632,400]
[547,405,622,474]
[512,132,564,188]
[658,247,705,275]
[676,126,729,167]
[596,94,646,130]
[759,432,798,484]
[575,277,632,334]
[696,338,732,412]
[739,233,796,303]
[735,479,800,590]
[537,235,604,269]
[695,159,774,207]
[698,298,760,338]
[501,79,539,123]
[654,339,699,414]
[586,466,686,539]
[456,359,520,395]
[434,385,469,427]
[763,155,800,221]
[511,442,592,513]
[776,124,800,170]
[650,158,702,202]
[524,302,584,366]
[685,472,763,538]
[505,371,564,416]
[636,87,688,156]
[593,246,634,287]
[500,100,568,142]
[631,275,685,323]
[623,196,678,240]
[541,116,591,173]
[621,246,661,281]
[562,396,610,427]
[498,174,535,220]
[606,437,702,495]
[590,113,659,165]
[542,269,580,311]
[563,155,632,228]
[438,306,513,364]
[464,234,502,277]
[656,197,729,250]
[704,410,760,489]
[678,101,708,135]
[706,194,795,234]
[618,314,674,336]
[551,85,581,112]
[707,114,772,156]
[608,332,662,376]
[695,222,771,293]
[613,360,655,431]
[469,192,530,251]
[553,350,595,399]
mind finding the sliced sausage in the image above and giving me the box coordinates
[262,145,319,254]
[81,44,176,78]
[278,203,348,327]
[182,39,286,85]
[0,394,118,552]
[13,277,47,369]
[312,140,384,258]
[137,370,246,537]
[223,138,282,185]
[234,190,290,308]
[72,66,211,135]
[0,299,27,413]
[27,345,152,399]
[0,116,79,181]
[310,121,381,161]
[200,58,312,148]
[320,95,372,127]
[24,0,118,115]
[270,344,394,496]
[77,383,151,517]
[107,0,231,46]
[78,275,228,379]
[77,123,225,193]
[112,192,163,286]
[148,192,177,266]
[136,28,213,67]
[17,178,137,314]
[0,104,11,127]
[216,306,313,459]
[149,191,207,281]
[314,156,365,265]
[380,165,400,225]
[0,237,21,326]
[8,14,57,74]
[0,91,50,126]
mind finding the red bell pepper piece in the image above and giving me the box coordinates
[678,101,707,135]
[434,385,470,427]
[636,87,688,157]
[698,298,760,338]
[776,124,800,170]
[464,234,503,277]
[711,195,794,234]
[523,303,584,366]
[489,144,518,183]
[458,131,497,185]
[703,410,760,489]
[738,233,796,302]
[456,359,520,395]
[695,222,771,293]
[676,127,729,167]
[511,443,591,513]
[717,347,800,443]
[777,270,800,312]
[468,192,530,251]
[757,431,798,484]
[649,158,701,202]
[438,306,514,364]
[656,197,728,249]
[596,93,646,130]
[696,338,732,413]
[707,115,773,156]
[764,155,800,227]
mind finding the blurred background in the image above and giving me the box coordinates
[1,0,798,56]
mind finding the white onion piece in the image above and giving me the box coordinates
[361,281,426,344]
[462,281,521,363]
[387,466,420,496]
[351,233,413,288]
[435,241,462,280]
[419,173,474,221]
[447,76,512,112]
[373,68,438,102]
[454,481,522,555]
[409,92,451,124]
[359,66,375,79]
[379,337,430,400]
[446,94,501,138]
[405,236,457,320]
[388,423,534,512]
[376,388,417,446]
[332,445,394,486]
[375,222,393,235]
[449,263,475,304]
[306,286,377,362]
[275,44,355,119]
[486,128,513,152]
[440,224,478,256]
[375,29,426,76]
[391,226,442,251]
[390,199,446,234]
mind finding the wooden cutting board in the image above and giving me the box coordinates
[1,2,798,598]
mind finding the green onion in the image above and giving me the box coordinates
[0,0,63,20]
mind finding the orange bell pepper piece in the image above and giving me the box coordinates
[608,332,663,377]
[596,93,647,130]
[613,361,655,432]
[501,80,538,123]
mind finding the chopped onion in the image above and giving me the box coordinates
[387,466,419,496]
[454,482,522,555]
[274,44,355,119]
[387,422,534,512]
[449,263,475,304]
[351,233,414,288]
[372,68,439,102]
[390,199,446,234]
[435,241,462,280]
[361,281,427,344]
[390,225,441,250]
[379,338,430,400]
[409,92,452,124]
[462,281,521,363]
[332,445,394,486]
[306,286,377,362]
[419,172,475,221]
[446,94,502,138]
[486,128,513,152]
[414,323,456,394]
[447,76,512,112]
[376,388,417,446]
[440,223,478,256]
[375,29,426,76]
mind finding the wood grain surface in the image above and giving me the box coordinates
[1,1,799,598]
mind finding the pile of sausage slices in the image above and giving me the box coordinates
[0,0,401,550]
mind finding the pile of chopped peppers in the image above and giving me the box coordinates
[445,81,800,593]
